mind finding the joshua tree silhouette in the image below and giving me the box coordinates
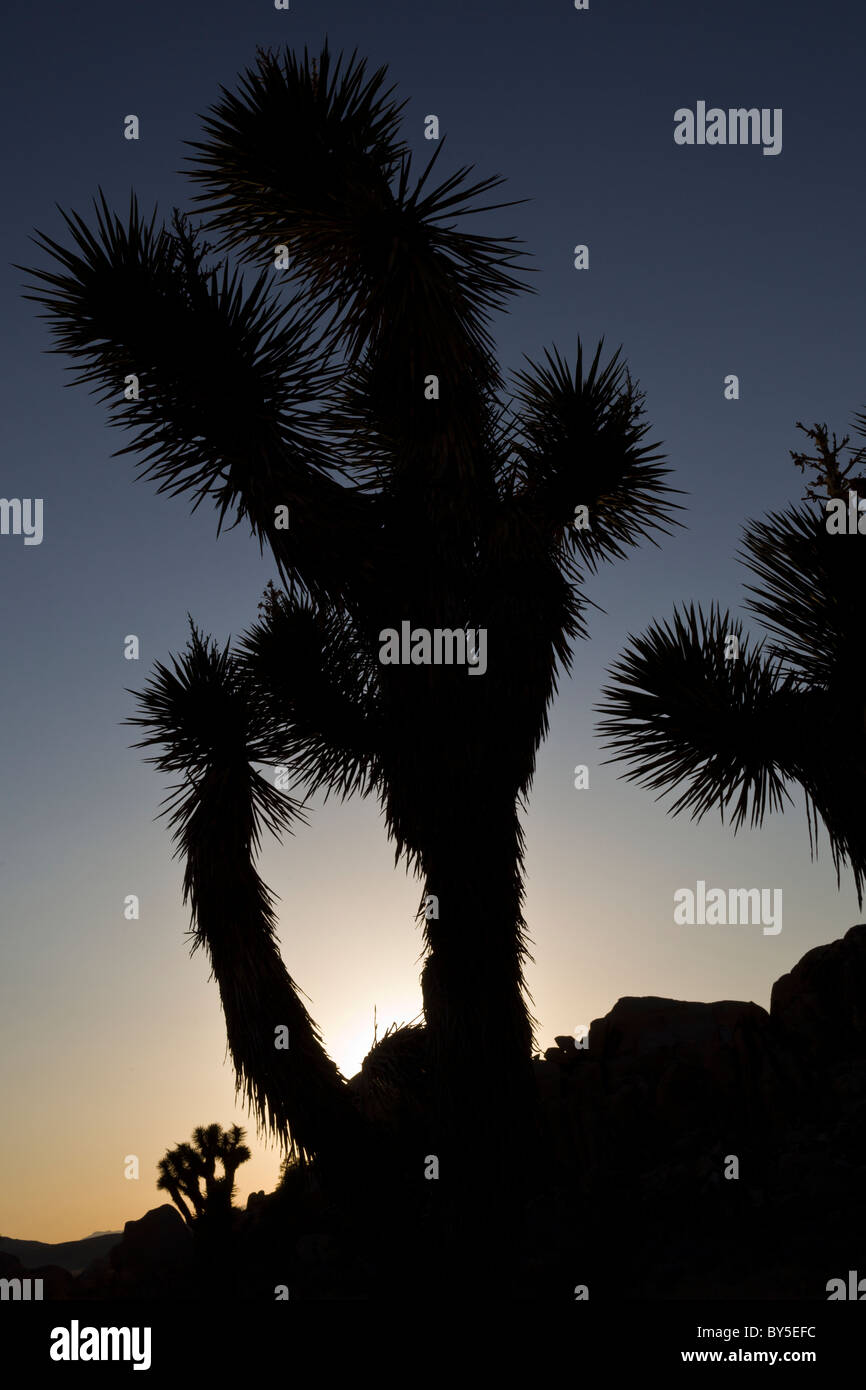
[19,42,677,1271]
[157,1123,251,1228]
[598,408,866,903]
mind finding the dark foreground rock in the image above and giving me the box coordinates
[771,923,866,1058]
[76,1205,196,1300]
[0,1251,74,1300]
[49,923,866,1302]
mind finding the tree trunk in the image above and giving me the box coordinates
[420,801,538,1291]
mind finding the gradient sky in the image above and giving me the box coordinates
[2,0,864,1243]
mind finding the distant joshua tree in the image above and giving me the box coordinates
[599,408,866,902]
[157,1123,251,1228]
[20,42,677,1258]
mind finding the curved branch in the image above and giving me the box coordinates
[127,622,367,1160]
[17,193,377,605]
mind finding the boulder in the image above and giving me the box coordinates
[109,1204,194,1297]
[588,995,769,1062]
[770,922,866,1058]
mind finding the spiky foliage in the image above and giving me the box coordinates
[598,416,866,904]
[20,42,677,1202]
[128,623,369,1161]
[156,1150,199,1228]
[183,44,530,374]
[156,1123,251,1227]
[599,604,799,828]
[506,342,677,581]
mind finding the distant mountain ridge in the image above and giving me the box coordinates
[0,1230,121,1273]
